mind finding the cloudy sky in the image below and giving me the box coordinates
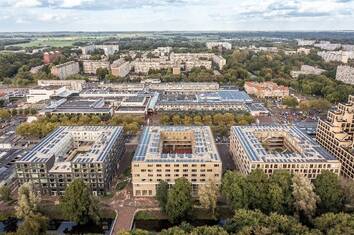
[0,0,354,31]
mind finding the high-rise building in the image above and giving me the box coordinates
[111,59,132,77]
[132,126,222,197]
[15,126,125,195]
[316,95,354,179]
[336,65,354,85]
[51,61,80,79]
[230,125,341,179]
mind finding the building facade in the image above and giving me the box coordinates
[83,60,110,74]
[244,81,289,98]
[336,65,354,85]
[230,125,341,179]
[316,95,354,179]
[132,126,222,197]
[15,126,125,196]
[51,61,80,80]
[111,59,132,77]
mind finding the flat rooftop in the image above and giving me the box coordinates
[133,126,220,163]
[17,126,123,165]
[231,125,339,164]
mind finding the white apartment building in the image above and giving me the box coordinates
[212,55,226,70]
[297,48,311,55]
[296,39,316,46]
[317,51,350,63]
[291,65,326,78]
[80,44,119,56]
[336,65,354,85]
[111,59,132,77]
[206,42,232,50]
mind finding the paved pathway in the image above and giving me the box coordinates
[108,184,159,234]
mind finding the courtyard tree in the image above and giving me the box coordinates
[165,178,193,223]
[0,185,11,202]
[198,178,219,217]
[16,182,40,219]
[156,180,169,212]
[292,174,319,220]
[221,171,248,209]
[314,170,343,213]
[60,179,100,224]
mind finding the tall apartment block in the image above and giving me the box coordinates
[51,61,80,80]
[15,126,125,196]
[132,126,222,197]
[336,65,354,85]
[230,125,341,179]
[111,59,132,77]
[316,95,354,179]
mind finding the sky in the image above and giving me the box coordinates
[0,0,354,32]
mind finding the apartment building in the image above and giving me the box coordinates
[336,65,354,85]
[43,51,61,64]
[16,126,125,196]
[51,61,80,79]
[291,65,326,78]
[206,42,232,50]
[83,60,110,74]
[297,39,316,46]
[230,125,341,179]
[212,55,226,70]
[80,44,119,56]
[244,81,289,98]
[111,59,132,77]
[317,51,350,63]
[132,126,222,197]
[314,42,341,51]
[297,48,311,55]
[316,95,354,179]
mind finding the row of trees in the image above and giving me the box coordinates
[3,179,101,235]
[160,112,255,137]
[148,170,354,235]
[0,108,37,121]
[16,114,144,138]
[160,112,255,127]
[121,208,354,234]
[221,170,352,220]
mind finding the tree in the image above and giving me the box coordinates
[221,171,248,209]
[292,174,319,220]
[341,179,354,210]
[60,179,100,225]
[16,182,40,219]
[314,212,354,235]
[16,213,48,235]
[96,67,109,80]
[190,226,228,235]
[198,178,219,217]
[282,96,298,108]
[314,170,343,213]
[160,115,170,125]
[0,108,11,120]
[156,181,169,212]
[0,185,11,202]
[269,170,294,214]
[245,170,269,212]
[165,178,193,224]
